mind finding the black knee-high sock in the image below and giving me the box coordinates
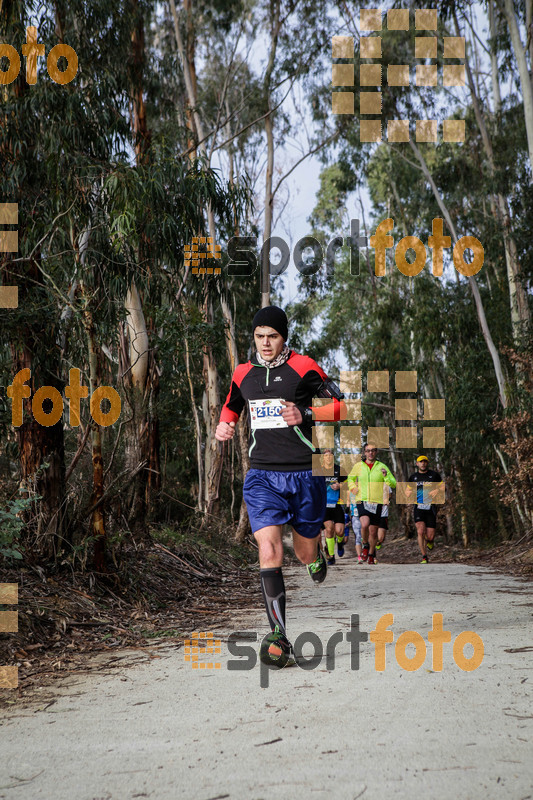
[260,567,286,635]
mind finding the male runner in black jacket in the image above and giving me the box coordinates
[215,306,345,666]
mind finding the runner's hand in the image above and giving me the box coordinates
[280,400,303,426]
[215,421,236,441]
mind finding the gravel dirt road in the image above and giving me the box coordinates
[1,552,532,800]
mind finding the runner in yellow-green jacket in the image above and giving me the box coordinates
[347,443,396,564]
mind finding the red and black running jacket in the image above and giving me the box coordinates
[219,351,345,471]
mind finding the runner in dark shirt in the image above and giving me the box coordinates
[215,306,346,667]
[321,449,347,565]
[406,455,443,563]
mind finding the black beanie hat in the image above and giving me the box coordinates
[252,306,288,341]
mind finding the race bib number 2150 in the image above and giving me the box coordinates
[249,398,288,429]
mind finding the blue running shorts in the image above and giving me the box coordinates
[243,469,326,539]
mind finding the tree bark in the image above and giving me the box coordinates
[170,0,223,521]
[123,284,151,537]
[219,292,251,542]
[81,296,107,571]
[127,1,158,534]
[408,138,509,409]
[500,0,533,175]
[184,331,205,513]
[202,294,223,521]
[261,0,281,307]
[488,1,502,116]
[456,10,531,345]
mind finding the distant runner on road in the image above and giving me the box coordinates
[349,496,363,563]
[347,443,397,565]
[375,484,392,558]
[406,455,443,564]
[321,449,347,566]
[215,306,346,667]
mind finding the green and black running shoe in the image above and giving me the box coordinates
[259,626,295,668]
[427,541,434,551]
[307,544,327,584]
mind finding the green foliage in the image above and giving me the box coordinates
[0,494,39,560]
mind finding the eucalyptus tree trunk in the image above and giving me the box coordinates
[408,139,509,410]
[81,292,107,571]
[202,294,223,520]
[127,1,158,534]
[220,292,251,542]
[123,283,150,537]
[488,1,502,117]
[184,332,205,513]
[500,0,533,176]
[261,0,281,308]
[457,10,531,346]
[170,0,224,522]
